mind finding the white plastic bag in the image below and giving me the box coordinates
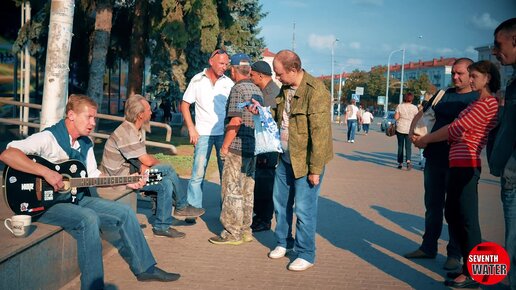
[254,106,283,155]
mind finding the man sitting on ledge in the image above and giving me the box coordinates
[0,94,180,289]
[100,94,205,238]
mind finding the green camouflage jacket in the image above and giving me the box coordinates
[273,70,333,178]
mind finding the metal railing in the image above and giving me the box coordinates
[0,99,177,155]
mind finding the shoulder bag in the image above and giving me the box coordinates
[413,90,445,136]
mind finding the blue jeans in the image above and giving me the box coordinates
[187,135,224,208]
[501,177,516,289]
[143,164,184,231]
[37,196,156,290]
[273,158,325,263]
[347,119,357,141]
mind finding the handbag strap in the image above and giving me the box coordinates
[431,90,445,107]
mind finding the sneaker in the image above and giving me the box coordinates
[351,140,355,143]
[208,235,243,245]
[347,140,351,143]
[152,228,186,239]
[443,257,461,270]
[288,258,313,271]
[174,205,205,218]
[242,233,254,243]
[268,246,291,259]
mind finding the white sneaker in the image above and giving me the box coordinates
[351,140,355,143]
[268,246,289,259]
[288,258,314,271]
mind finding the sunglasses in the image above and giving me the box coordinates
[210,49,227,59]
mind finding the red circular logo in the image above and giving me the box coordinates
[467,242,510,285]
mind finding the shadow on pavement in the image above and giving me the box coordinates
[336,151,400,168]
[317,196,447,289]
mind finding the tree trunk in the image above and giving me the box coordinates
[128,0,148,97]
[40,0,75,130]
[86,0,112,113]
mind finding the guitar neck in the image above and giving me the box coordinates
[70,175,142,188]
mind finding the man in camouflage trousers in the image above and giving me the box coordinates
[208,53,264,245]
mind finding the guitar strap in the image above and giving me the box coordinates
[44,119,94,202]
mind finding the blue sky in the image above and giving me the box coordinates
[258,0,516,76]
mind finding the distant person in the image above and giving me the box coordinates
[361,108,374,135]
[160,99,172,123]
[394,93,418,170]
[414,60,500,288]
[249,60,280,232]
[208,53,264,245]
[488,17,516,290]
[181,49,234,222]
[405,58,478,272]
[100,95,205,239]
[345,99,360,143]
[266,49,333,271]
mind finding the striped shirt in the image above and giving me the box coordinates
[448,96,498,168]
[100,121,147,176]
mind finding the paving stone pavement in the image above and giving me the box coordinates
[61,123,508,290]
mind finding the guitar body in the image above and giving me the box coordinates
[3,155,89,216]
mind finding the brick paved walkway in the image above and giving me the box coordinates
[61,123,507,290]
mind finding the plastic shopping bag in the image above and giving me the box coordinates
[253,106,283,155]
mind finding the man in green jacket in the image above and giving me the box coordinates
[267,49,333,271]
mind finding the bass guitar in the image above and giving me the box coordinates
[2,155,162,216]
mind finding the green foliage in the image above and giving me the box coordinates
[405,73,436,96]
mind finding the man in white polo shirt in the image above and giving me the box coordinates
[181,49,234,221]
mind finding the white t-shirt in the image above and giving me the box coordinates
[346,105,359,120]
[182,69,234,136]
[7,131,101,178]
[395,103,419,134]
[362,111,374,124]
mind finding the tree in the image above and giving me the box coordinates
[127,0,149,96]
[406,73,436,97]
[86,0,113,111]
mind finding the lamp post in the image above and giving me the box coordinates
[384,48,403,117]
[330,38,338,122]
[399,48,405,104]
[337,70,345,120]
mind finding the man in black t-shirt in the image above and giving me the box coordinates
[405,58,478,271]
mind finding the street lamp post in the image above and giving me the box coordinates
[399,48,405,104]
[384,48,403,117]
[330,38,338,122]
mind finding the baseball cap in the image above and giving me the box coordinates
[251,61,272,76]
[230,53,251,66]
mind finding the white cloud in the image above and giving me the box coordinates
[471,13,498,30]
[308,34,338,50]
[349,42,361,49]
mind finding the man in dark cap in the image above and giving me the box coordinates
[250,60,281,232]
[209,53,264,245]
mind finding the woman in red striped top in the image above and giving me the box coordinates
[414,60,500,288]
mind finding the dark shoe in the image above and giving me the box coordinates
[446,272,463,279]
[403,249,436,259]
[185,217,197,224]
[208,235,243,245]
[152,228,186,239]
[443,257,461,270]
[174,205,205,218]
[136,266,180,282]
[251,221,271,232]
[397,164,403,169]
[444,275,479,288]
[140,223,147,229]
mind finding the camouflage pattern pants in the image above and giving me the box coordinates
[220,151,256,240]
